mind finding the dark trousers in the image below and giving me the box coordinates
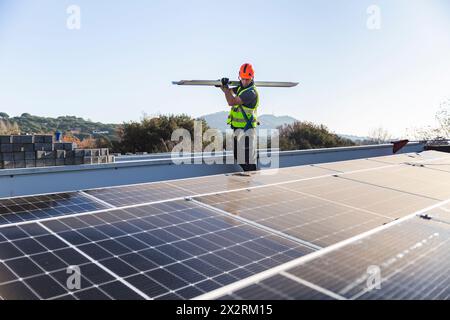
[233,135,257,172]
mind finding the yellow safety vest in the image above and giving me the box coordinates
[227,85,259,130]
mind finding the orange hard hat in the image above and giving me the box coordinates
[239,63,255,80]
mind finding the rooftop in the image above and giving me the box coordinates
[0,147,449,300]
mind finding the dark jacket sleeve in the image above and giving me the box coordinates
[239,89,258,109]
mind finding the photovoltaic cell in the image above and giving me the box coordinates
[1,150,450,300]
[0,200,313,300]
[214,214,450,300]
[423,163,450,174]
[166,174,265,195]
[84,182,195,207]
[83,165,336,208]
[0,223,144,300]
[195,183,391,248]
[81,151,433,210]
[425,204,450,224]
[368,151,450,165]
[0,193,108,225]
[167,165,335,195]
[342,165,450,201]
[221,274,334,300]
[285,217,450,300]
[279,176,438,219]
[312,158,389,173]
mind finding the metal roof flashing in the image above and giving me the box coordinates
[0,143,426,198]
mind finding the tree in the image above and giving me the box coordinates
[0,112,9,119]
[435,102,450,138]
[278,121,355,150]
[117,114,209,154]
[0,120,20,134]
[407,99,450,142]
[96,136,114,150]
[367,127,392,144]
[62,133,97,149]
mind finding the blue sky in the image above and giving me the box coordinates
[0,0,449,137]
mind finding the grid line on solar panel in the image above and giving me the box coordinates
[80,152,448,213]
[36,221,151,300]
[338,175,442,201]
[340,165,450,201]
[193,197,450,300]
[0,192,108,226]
[311,158,390,173]
[80,158,404,209]
[41,202,311,299]
[420,161,450,174]
[367,151,450,165]
[278,176,438,219]
[0,187,223,231]
[189,198,323,250]
[167,165,344,192]
[284,217,450,300]
[0,155,445,233]
[278,271,345,300]
[55,152,447,218]
[0,227,147,299]
[222,274,335,300]
[194,183,393,248]
[0,223,144,300]
[78,191,116,209]
[84,182,196,207]
[0,200,312,300]
[277,184,392,220]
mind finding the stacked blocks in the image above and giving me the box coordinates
[0,135,115,169]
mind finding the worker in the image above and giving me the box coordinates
[220,63,259,172]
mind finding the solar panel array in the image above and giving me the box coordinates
[218,214,450,300]
[0,193,108,225]
[0,201,311,300]
[1,150,450,300]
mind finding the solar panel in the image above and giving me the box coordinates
[82,165,336,208]
[424,204,450,224]
[342,165,450,201]
[166,174,266,195]
[0,223,145,300]
[422,162,450,174]
[286,217,450,300]
[84,182,195,207]
[194,182,392,248]
[168,166,336,194]
[368,151,450,164]
[311,158,390,173]
[221,274,334,300]
[214,214,450,300]
[82,151,429,210]
[0,192,108,226]
[1,150,449,300]
[279,176,438,219]
[0,200,312,300]
[258,165,337,179]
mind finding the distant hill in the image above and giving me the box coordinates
[338,134,370,142]
[199,111,298,131]
[0,112,370,145]
[0,113,120,141]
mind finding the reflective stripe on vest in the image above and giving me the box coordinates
[228,85,259,129]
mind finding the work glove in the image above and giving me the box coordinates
[221,78,230,87]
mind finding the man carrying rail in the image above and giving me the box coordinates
[219,63,259,172]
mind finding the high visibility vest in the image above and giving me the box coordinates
[227,85,259,129]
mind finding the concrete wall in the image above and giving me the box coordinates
[0,142,425,198]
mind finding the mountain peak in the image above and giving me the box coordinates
[199,112,298,131]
